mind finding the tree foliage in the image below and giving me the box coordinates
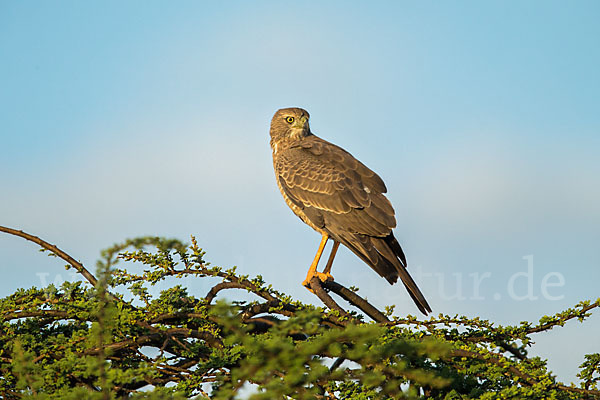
[0,226,598,399]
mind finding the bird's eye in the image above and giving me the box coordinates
[285,116,295,124]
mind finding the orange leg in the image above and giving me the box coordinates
[322,240,340,277]
[302,234,329,287]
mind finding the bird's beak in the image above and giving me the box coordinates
[293,116,309,130]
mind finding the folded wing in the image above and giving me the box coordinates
[276,135,431,314]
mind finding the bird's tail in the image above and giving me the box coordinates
[382,234,432,315]
[337,232,432,315]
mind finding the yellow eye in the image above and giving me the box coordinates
[285,116,295,124]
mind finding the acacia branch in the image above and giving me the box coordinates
[309,277,351,322]
[323,281,389,323]
[305,277,389,323]
[450,348,536,385]
[526,299,600,335]
[450,348,600,397]
[0,226,98,287]
[204,280,276,303]
[2,310,71,321]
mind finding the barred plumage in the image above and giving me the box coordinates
[270,107,431,315]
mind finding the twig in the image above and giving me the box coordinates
[323,281,389,323]
[329,357,345,372]
[309,277,350,321]
[0,226,98,287]
[527,300,600,334]
[239,300,296,320]
[205,281,276,303]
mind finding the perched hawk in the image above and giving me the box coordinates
[269,107,431,315]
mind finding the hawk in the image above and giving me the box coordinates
[269,107,431,315]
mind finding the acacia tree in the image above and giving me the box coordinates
[0,225,598,399]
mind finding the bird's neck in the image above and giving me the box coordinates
[270,132,312,155]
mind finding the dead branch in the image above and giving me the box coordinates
[0,225,98,286]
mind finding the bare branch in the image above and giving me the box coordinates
[323,281,389,323]
[308,277,350,322]
[0,225,98,287]
[205,281,275,303]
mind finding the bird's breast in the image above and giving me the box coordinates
[273,164,327,236]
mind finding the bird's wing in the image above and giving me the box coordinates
[275,136,396,237]
[276,136,431,315]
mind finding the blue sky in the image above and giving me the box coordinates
[1,1,599,383]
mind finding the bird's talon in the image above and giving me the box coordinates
[315,272,334,283]
[302,280,315,294]
[303,273,334,291]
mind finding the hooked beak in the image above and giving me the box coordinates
[292,115,309,130]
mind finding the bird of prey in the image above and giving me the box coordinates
[269,107,431,315]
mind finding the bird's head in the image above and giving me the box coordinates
[270,107,311,148]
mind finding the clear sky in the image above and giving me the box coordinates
[1,1,599,384]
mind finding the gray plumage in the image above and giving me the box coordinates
[270,107,431,315]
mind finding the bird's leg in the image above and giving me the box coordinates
[321,240,340,281]
[302,234,329,288]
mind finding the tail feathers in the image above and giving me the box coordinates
[397,267,432,315]
[384,234,407,268]
[335,232,432,315]
[382,234,432,315]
